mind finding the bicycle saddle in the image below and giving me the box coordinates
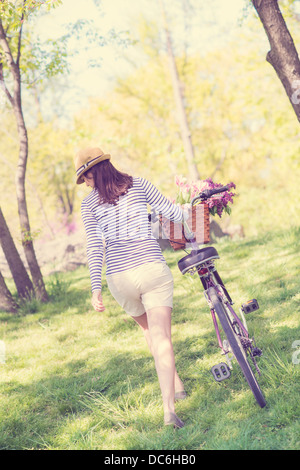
[178,247,219,274]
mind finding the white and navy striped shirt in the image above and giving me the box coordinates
[81,176,183,292]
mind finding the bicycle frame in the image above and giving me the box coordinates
[187,257,247,350]
[180,199,263,376]
[175,190,266,406]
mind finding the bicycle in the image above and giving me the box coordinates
[164,185,267,408]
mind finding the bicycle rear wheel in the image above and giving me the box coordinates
[208,287,266,408]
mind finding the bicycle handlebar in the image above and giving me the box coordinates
[191,185,230,206]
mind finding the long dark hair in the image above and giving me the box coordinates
[90,160,133,205]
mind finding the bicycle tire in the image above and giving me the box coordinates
[208,287,266,408]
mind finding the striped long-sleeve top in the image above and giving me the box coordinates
[81,176,183,292]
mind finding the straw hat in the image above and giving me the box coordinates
[74,147,111,184]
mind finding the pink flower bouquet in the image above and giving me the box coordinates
[174,176,236,218]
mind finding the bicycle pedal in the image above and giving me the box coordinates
[252,347,263,357]
[211,362,231,382]
[241,299,259,314]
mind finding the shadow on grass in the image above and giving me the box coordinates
[0,348,158,450]
[1,302,299,450]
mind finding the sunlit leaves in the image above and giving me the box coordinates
[0,0,66,88]
[19,35,69,85]
[0,1,62,29]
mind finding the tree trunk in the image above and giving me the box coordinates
[0,207,34,299]
[14,91,48,301]
[0,19,48,301]
[0,270,17,313]
[159,0,200,180]
[252,0,300,122]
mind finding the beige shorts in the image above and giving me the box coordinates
[106,261,174,317]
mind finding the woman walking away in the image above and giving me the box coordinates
[74,147,186,428]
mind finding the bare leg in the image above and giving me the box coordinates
[133,308,184,425]
[133,312,185,394]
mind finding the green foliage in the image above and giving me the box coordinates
[0,0,67,97]
[19,226,41,245]
[17,296,41,315]
[47,273,70,301]
[66,17,300,236]
[0,1,62,25]
[14,289,42,315]
[21,35,69,85]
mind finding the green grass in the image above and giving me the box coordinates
[0,227,300,450]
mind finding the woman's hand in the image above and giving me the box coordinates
[91,290,105,312]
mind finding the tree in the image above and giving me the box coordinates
[251,0,300,122]
[0,270,17,313]
[159,0,200,180]
[0,206,34,301]
[0,0,65,301]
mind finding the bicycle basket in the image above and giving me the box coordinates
[159,203,210,250]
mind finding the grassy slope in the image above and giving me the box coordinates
[0,227,299,450]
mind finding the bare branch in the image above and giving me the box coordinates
[0,19,18,80]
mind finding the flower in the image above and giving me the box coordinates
[174,175,236,217]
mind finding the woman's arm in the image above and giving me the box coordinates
[81,200,104,295]
[140,178,183,222]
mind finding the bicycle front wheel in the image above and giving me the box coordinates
[208,287,266,408]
